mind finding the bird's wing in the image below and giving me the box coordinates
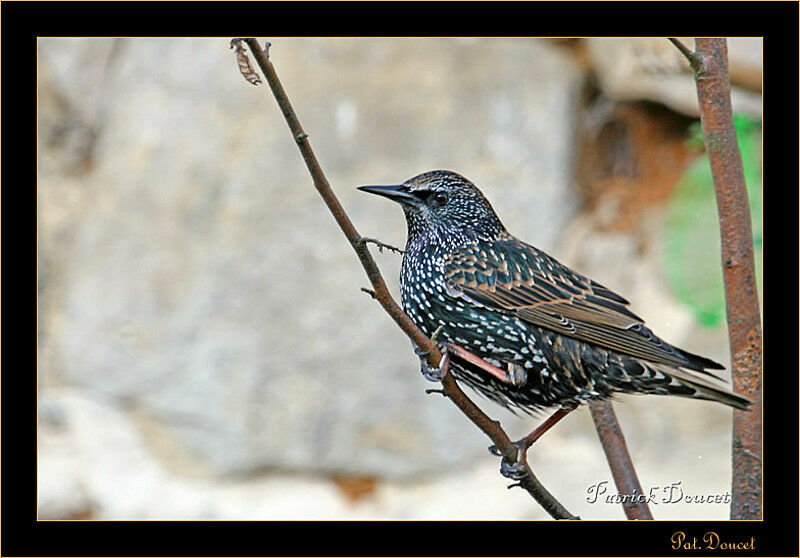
[444,237,723,373]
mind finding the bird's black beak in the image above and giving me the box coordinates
[357,184,417,204]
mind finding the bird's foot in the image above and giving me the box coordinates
[488,441,531,480]
[414,325,448,381]
[500,455,529,480]
[416,346,449,382]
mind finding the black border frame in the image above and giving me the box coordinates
[7,2,797,556]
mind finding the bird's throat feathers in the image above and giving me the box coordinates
[402,203,506,254]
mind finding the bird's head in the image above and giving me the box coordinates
[358,170,506,244]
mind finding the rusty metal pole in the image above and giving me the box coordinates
[685,38,762,520]
[590,401,653,519]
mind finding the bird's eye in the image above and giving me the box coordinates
[432,192,448,206]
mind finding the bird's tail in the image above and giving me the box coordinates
[655,364,754,410]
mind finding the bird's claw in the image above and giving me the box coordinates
[429,324,445,346]
[418,348,449,382]
[499,457,529,480]
[492,441,531,480]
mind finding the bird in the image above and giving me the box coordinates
[358,170,753,418]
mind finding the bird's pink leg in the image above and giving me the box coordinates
[519,406,576,448]
[491,405,577,480]
[446,343,526,386]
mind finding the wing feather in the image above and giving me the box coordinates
[445,238,723,373]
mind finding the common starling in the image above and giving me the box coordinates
[359,170,752,414]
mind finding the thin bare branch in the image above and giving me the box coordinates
[239,38,578,520]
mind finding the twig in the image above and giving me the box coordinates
[240,38,435,359]
[360,287,377,299]
[668,38,705,76]
[669,37,762,520]
[239,38,578,520]
[668,38,694,62]
[358,237,405,254]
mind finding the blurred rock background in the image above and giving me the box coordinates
[37,37,762,520]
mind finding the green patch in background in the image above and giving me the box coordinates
[665,115,763,329]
